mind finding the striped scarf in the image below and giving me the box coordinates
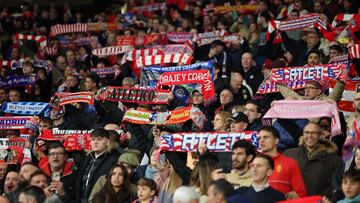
[135,53,193,68]
[121,48,163,65]
[267,14,333,43]
[91,46,132,56]
[256,81,306,94]
[0,116,32,129]
[58,92,94,106]
[14,33,47,47]
[50,23,88,36]
[349,44,360,59]
[131,3,166,13]
[270,64,344,83]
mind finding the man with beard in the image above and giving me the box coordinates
[19,163,40,189]
[225,140,256,188]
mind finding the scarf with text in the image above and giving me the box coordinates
[267,14,334,43]
[97,86,171,104]
[131,3,166,13]
[160,131,258,152]
[90,67,116,77]
[57,92,94,106]
[135,53,193,69]
[270,64,343,83]
[203,4,257,15]
[92,46,132,56]
[0,138,32,164]
[1,102,50,116]
[0,116,32,129]
[151,44,193,55]
[38,129,93,151]
[166,32,194,43]
[256,81,306,94]
[329,80,360,112]
[123,106,206,129]
[0,75,37,88]
[14,33,47,47]
[196,34,242,46]
[263,100,341,136]
[0,59,52,70]
[141,60,215,86]
[116,34,162,46]
[157,70,215,104]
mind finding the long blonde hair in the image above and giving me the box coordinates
[162,170,183,195]
[190,160,217,195]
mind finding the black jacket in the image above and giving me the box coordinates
[75,152,119,202]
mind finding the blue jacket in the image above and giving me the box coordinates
[337,194,360,203]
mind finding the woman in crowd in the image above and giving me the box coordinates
[190,159,217,203]
[93,164,133,203]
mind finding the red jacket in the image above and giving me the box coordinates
[39,157,74,177]
[269,153,307,197]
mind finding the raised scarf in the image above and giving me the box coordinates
[97,86,171,104]
[156,69,215,104]
[1,102,49,115]
[256,81,306,94]
[14,33,47,47]
[58,92,94,106]
[134,53,193,68]
[0,116,32,129]
[91,46,132,56]
[160,131,258,152]
[270,64,343,83]
[263,100,341,136]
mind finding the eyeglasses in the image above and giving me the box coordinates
[49,152,65,157]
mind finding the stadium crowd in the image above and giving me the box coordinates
[0,0,360,202]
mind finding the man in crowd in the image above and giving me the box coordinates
[244,100,262,131]
[284,122,343,196]
[240,52,264,93]
[237,154,286,202]
[258,126,307,199]
[226,139,256,188]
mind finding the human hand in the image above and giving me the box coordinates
[285,191,299,200]
[211,169,226,181]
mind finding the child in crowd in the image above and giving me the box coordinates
[133,178,158,203]
[337,170,360,203]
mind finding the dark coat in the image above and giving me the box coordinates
[284,138,344,197]
[75,152,118,202]
[240,67,264,94]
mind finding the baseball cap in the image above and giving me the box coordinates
[227,112,249,124]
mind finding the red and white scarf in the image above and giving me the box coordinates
[14,33,47,47]
[50,23,88,36]
[121,48,163,65]
[256,81,306,94]
[267,14,333,43]
[91,46,132,56]
[329,80,360,112]
[270,64,344,83]
[131,3,166,13]
[332,14,360,27]
[58,92,94,106]
[134,53,193,68]
[349,44,360,59]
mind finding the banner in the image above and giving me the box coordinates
[0,75,37,87]
[0,116,32,129]
[270,64,343,83]
[58,92,94,106]
[256,81,306,94]
[135,53,193,68]
[38,129,92,151]
[123,106,192,125]
[263,100,341,136]
[160,131,258,152]
[97,86,171,104]
[156,70,215,104]
[1,102,49,115]
[14,33,47,47]
[141,60,215,86]
[91,46,132,56]
[0,138,31,164]
[0,59,52,70]
[329,80,360,112]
